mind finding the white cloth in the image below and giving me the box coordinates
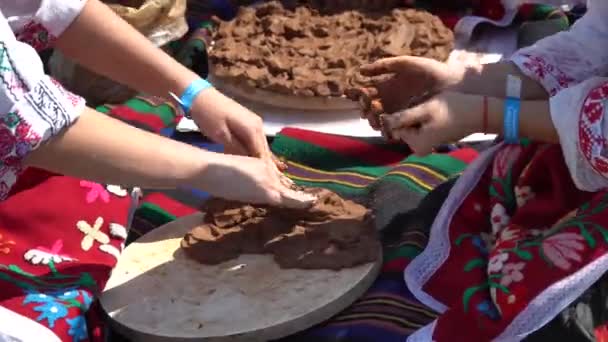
[510,0,608,192]
[0,0,86,198]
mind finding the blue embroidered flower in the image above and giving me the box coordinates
[476,299,500,321]
[67,316,88,341]
[472,236,488,255]
[31,300,69,328]
[80,290,93,309]
[15,141,31,157]
[55,289,79,301]
[23,292,55,304]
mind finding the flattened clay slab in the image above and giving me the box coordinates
[101,213,382,342]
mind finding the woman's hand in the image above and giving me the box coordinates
[201,153,316,208]
[348,56,464,130]
[382,92,480,155]
[190,88,287,170]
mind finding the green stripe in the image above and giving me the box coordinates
[384,246,423,261]
[275,135,467,178]
[405,154,467,176]
[96,105,110,114]
[272,135,377,171]
[383,174,429,194]
[135,202,176,226]
[122,98,177,125]
[292,179,366,197]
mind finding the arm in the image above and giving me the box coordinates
[453,62,549,100]
[53,0,275,161]
[24,107,213,189]
[54,0,195,101]
[453,2,608,100]
[441,92,558,143]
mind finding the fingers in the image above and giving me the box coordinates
[383,105,429,131]
[394,128,434,156]
[279,188,317,209]
[360,57,405,76]
[366,99,384,130]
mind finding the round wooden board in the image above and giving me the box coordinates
[209,74,358,111]
[100,213,382,342]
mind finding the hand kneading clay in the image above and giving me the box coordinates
[181,188,380,270]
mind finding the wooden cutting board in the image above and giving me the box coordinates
[100,213,382,341]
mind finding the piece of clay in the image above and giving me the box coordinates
[181,188,380,270]
[209,1,454,98]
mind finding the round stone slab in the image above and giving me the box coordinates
[100,212,382,342]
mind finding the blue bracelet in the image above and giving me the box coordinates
[169,78,213,118]
[504,97,520,144]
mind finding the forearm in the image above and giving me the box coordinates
[446,92,559,143]
[55,0,197,99]
[24,107,217,188]
[452,62,549,100]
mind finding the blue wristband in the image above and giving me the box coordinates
[504,97,520,144]
[169,78,213,118]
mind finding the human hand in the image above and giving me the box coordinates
[381,92,479,155]
[202,153,316,208]
[190,88,287,171]
[347,56,464,131]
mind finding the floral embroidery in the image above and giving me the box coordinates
[516,53,576,96]
[578,82,608,177]
[24,240,75,265]
[515,186,535,208]
[22,288,93,341]
[16,21,56,52]
[66,316,88,341]
[0,232,15,254]
[79,181,110,204]
[541,232,585,271]
[77,217,110,251]
[106,184,128,197]
[23,293,68,328]
[490,204,510,234]
[0,111,42,199]
[493,145,522,179]
[99,244,121,260]
[109,223,128,240]
[476,299,500,320]
[500,262,525,286]
[498,226,521,243]
[488,253,509,273]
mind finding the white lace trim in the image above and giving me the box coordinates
[404,144,503,314]
[495,249,608,341]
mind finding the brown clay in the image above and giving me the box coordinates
[181,188,380,270]
[209,1,454,98]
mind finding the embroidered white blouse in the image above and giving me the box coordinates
[0,0,86,198]
[510,0,608,192]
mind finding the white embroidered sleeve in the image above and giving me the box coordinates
[0,10,85,198]
[1,0,87,38]
[550,77,608,192]
[510,0,608,96]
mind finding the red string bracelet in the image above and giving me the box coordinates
[482,96,489,133]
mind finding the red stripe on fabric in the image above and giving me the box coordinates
[448,148,478,164]
[109,106,167,133]
[279,127,407,165]
[141,193,198,218]
[381,259,409,273]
